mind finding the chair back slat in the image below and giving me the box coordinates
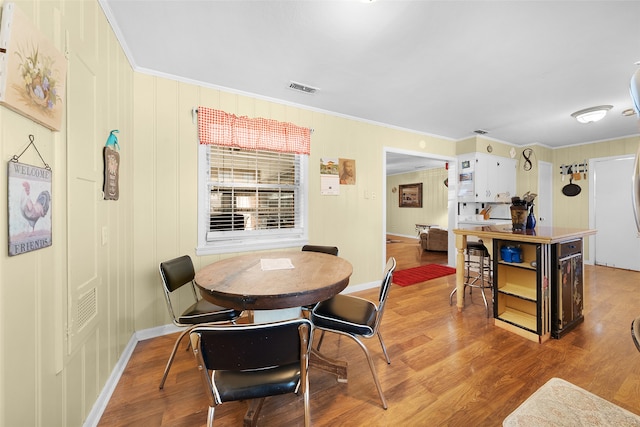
[301,245,339,256]
[160,255,195,292]
[194,319,312,371]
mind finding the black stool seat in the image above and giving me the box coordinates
[467,244,490,258]
[449,240,492,317]
[466,241,486,250]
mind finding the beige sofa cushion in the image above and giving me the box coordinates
[420,228,448,252]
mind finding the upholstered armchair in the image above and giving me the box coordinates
[420,228,448,252]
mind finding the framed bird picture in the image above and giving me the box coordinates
[7,161,52,255]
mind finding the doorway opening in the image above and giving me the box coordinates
[383,148,457,270]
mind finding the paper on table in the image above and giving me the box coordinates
[260,258,295,271]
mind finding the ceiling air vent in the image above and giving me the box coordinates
[474,129,488,135]
[288,81,319,94]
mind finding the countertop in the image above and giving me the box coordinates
[453,225,597,244]
[457,219,512,226]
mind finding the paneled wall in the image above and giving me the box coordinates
[0,0,134,425]
[387,168,449,236]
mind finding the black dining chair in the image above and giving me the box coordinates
[189,319,313,427]
[310,257,396,409]
[300,245,340,314]
[158,255,242,390]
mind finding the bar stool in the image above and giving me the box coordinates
[449,240,492,317]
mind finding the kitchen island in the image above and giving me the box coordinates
[453,225,597,342]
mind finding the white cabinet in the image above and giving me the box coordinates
[458,152,516,202]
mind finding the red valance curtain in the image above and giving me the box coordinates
[197,106,311,155]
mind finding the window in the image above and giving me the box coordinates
[197,144,308,254]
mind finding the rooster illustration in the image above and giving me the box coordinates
[20,181,50,232]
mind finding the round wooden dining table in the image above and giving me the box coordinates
[194,250,353,312]
[194,250,354,383]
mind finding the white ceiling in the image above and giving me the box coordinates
[100,0,640,172]
[386,151,444,175]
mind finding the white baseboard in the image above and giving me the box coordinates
[342,280,379,294]
[136,323,182,341]
[82,333,137,427]
[82,324,182,427]
[387,232,418,240]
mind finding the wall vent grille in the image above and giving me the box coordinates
[77,287,97,331]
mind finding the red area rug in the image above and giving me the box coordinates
[392,264,456,287]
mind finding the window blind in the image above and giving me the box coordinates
[206,145,304,243]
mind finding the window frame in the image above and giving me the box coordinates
[196,144,309,255]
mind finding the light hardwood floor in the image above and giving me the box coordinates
[98,236,640,426]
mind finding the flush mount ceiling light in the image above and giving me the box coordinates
[571,105,613,124]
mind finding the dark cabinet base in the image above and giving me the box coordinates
[551,316,584,339]
[551,239,584,339]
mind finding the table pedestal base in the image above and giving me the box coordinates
[310,348,348,383]
[249,307,303,323]
[244,398,265,427]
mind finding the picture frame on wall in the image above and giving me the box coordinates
[0,2,67,131]
[399,183,423,208]
[8,161,52,256]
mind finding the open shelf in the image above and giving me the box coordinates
[497,308,537,332]
[498,282,536,301]
[494,239,541,339]
[497,260,536,271]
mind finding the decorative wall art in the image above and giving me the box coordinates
[339,158,356,185]
[7,136,52,256]
[399,183,423,208]
[103,130,120,200]
[320,157,339,195]
[0,2,67,131]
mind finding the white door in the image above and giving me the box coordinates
[593,156,640,271]
[66,41,102,353]
[537,161,553,227]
